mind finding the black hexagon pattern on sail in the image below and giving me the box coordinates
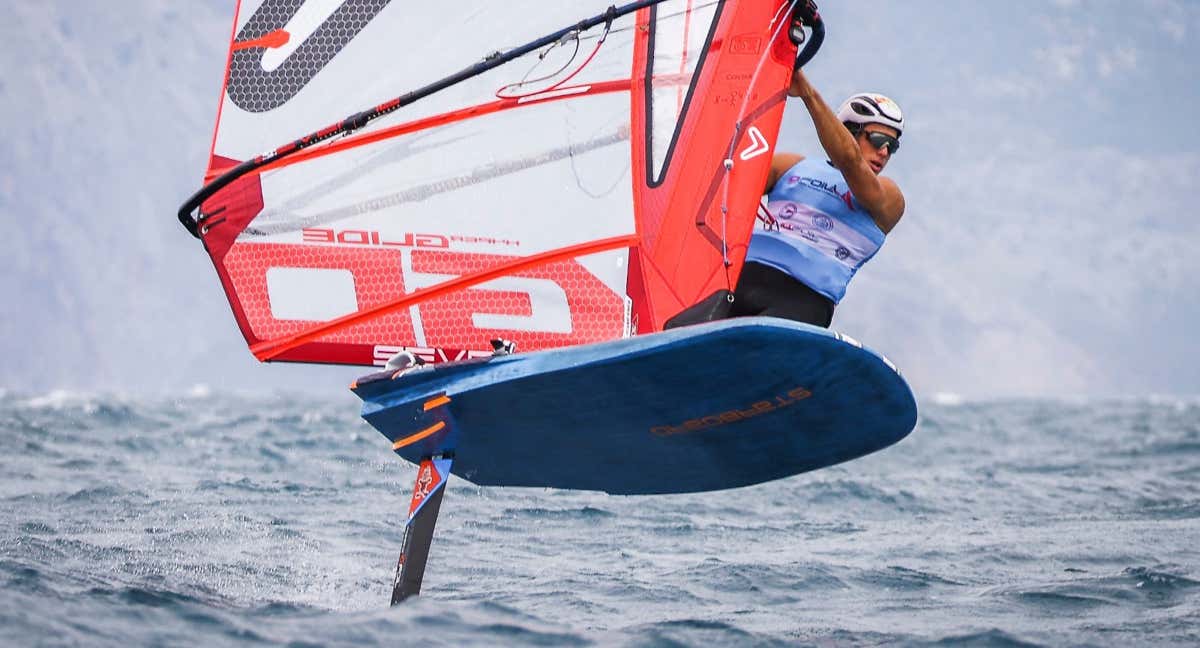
[228,0,393,113]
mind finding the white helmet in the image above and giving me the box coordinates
[836,93,903,136]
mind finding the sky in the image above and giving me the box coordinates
[1,0,1198,399]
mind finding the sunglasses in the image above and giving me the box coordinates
[860,130,900,155]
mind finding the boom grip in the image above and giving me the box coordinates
[793,18,825,70]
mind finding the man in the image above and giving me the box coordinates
[729,68,905,328]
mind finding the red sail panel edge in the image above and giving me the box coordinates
[629,1,797,333]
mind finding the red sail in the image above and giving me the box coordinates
[187,1,797,367]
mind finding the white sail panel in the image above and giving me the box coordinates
[647,1,720,182]
[212,2,640,165]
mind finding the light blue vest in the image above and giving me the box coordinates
[745,158,885,303]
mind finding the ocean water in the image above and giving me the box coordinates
[2,388,1197,647]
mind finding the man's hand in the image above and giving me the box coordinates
[788,67,813,98]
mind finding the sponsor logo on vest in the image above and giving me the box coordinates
[785,174,857,212]
[836,246,852,261]
[777,221,818,243]
[803,177,843,196]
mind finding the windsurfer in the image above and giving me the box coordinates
[728,68,906,328]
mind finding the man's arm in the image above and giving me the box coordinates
[766,153,805,193]
[789,70,905,233]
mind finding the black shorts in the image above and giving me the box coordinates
[663,261,835,330]
[729,261,834,328]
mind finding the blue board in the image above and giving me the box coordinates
[352,317,917,495]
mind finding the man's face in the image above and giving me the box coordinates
[857,124,900,175]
